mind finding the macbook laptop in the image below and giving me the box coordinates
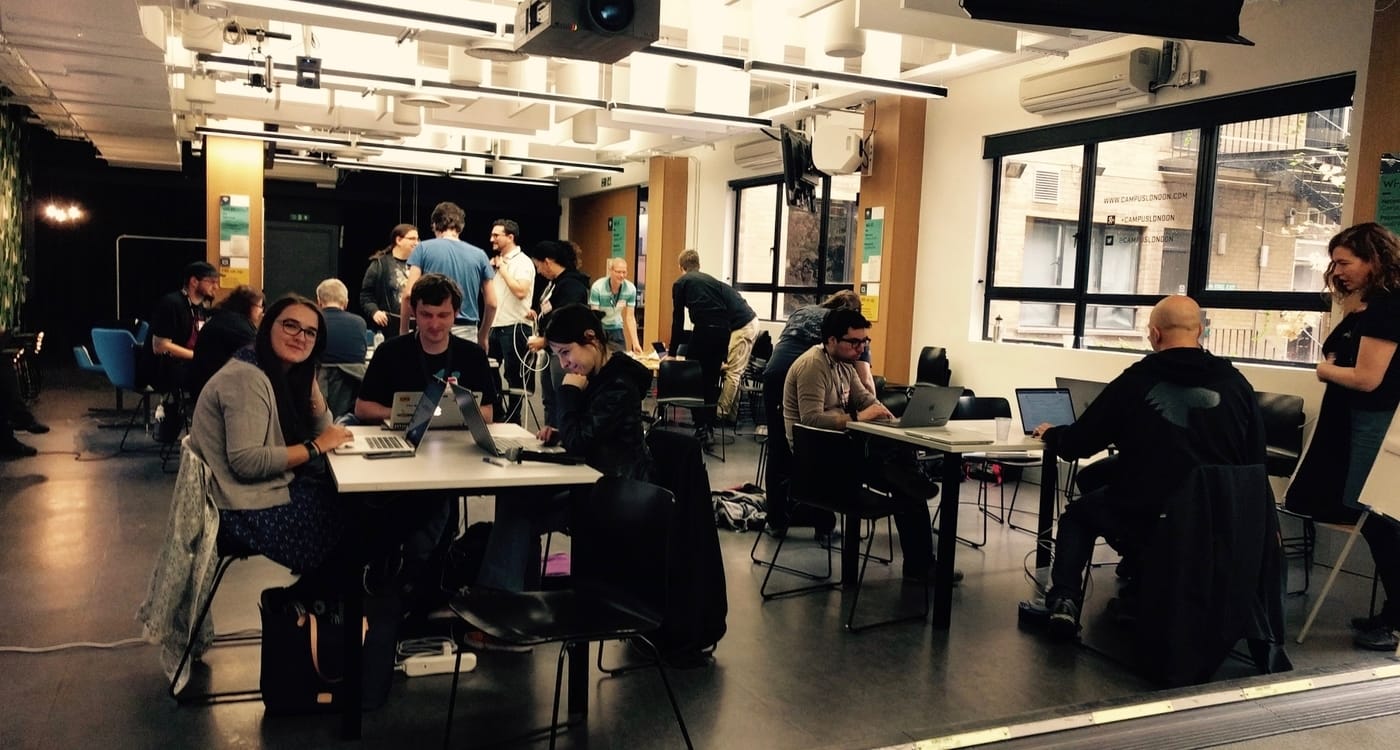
[336,379,445,458]
[869,385,963,428]
[899,425,995,446]
[383,389,469,430]
[445,378,561,458]
[1054,377,1107,420]
[1016,387,1077,435]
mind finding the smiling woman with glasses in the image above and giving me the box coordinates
[186,295,357,593]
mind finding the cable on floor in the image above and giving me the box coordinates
[0,637,148,653]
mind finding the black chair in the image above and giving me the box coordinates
[317,363,366,420]
[757,424,929,633]
[1257,390,1320,592]
[654,358,708,426]
[932,396,1038,548]
[915,346,951,387]
[443,477,692,750]
[737,330,771,430]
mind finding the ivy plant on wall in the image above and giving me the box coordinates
[0,107,24,330]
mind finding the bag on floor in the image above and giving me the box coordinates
[712,485,767,532]
[258,586,399,714]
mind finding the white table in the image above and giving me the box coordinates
[846,419,1051,630]
[328,423,600,740]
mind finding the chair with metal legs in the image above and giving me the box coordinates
[757,424,928,633]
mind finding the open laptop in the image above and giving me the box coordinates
[869,384,963,428]
[446,379,563,458]
[1016,387,1077,435]
[383,389,469,430]
[1054,377,1107,420]
[336,379,445,458]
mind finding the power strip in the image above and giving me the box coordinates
[403,651,475,677]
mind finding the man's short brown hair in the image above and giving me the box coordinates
[410,273,463,311]
[678,249,700,272]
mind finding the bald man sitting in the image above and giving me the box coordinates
[1031,295,1266,638]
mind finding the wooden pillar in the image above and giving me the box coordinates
[856,96,926,383]
[204,135,265,296]
[568,186,639,282]
[1350,7,1400,225]
[644,155,689,347]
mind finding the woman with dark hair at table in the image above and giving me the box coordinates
[188,284,264,402]
[188,295,354,574]
[1294,222,1400,651]
[477,303,651,596]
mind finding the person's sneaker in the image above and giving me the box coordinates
[1353,625,1400,651]
[902,561,964,585]
[1351,613,1389,631]
[461,630,533,654]
[1047,597,1082,640]
[0,436,37,458]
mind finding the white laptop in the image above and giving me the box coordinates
[336,380,445,458]
[382,388,470,430]
[899,425,995,447]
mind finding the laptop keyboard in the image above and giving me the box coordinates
[493,435,530,452]
[366,435,407,450]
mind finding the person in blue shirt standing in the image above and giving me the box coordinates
[400,201,496,351]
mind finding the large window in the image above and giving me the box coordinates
[729,173,860,320]
[982,75,1352,365]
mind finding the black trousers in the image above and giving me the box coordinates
[1361,513,1400,625]
[761,369,834,533]
[1047,484,1152,605]
[488,323,530,423]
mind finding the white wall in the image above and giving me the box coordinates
[914,0,1375,422]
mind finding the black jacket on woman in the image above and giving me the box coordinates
[359,253,408,333]
[555,351,652,479]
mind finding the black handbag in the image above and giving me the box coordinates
[258,586,399,714]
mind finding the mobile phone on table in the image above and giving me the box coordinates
[651,341,667,356]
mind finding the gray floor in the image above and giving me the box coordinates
[1,367,1398,749]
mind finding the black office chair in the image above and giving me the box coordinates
[915,346,952,387]
[687,324,733,460]
[654,358,708,426]
[443,477,692,750]
[758,424,929,633]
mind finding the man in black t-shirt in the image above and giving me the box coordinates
[149,260,219,392]
[355,273,500,424]
[670,249,758,424]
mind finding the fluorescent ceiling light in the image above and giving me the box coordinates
[640,45,747,70]
[448,171,557,187]
[202,0,500,37]
[606,103,770,130]
[195,126,623,173]
[279,155,557,185]
[745,61,947,99]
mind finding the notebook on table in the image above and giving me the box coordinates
[382,388,469,430]
[868,385,963,429]
[336,379,445,458]
[899,424,995,447]
[1016,387,1077,435]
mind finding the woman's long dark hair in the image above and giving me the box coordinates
[370,223,417,259]
[215,284,264,320]
[543,303,611,357]
[254,296,327,444]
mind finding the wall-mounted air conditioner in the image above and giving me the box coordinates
[1019,47,1160,115]
[732,136,782,170]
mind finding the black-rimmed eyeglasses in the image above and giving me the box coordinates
[840,337,871,347]
[278,319,319,340]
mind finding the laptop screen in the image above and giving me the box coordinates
[404,379,447,447]
[1016,388,1076,435]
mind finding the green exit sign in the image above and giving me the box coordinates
[289,213,311,222]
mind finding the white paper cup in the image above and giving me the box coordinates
[995,416,1012,442]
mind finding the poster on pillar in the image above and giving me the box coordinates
[219,194,251,289]
[860,283,880,322]
[609,216,626,258]
[861,207,884,320]
[1378,153,1400,235]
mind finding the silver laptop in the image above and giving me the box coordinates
[900,424,995,446]
[382,389,469,430]
[335,379,445,458]
[1016,387,1076,435]
[869,384,963,428]
[445,378,549,457]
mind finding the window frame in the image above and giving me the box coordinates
[727,173,854,320]
[981,73,1354,362]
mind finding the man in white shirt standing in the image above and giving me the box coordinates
[487,218,536,423]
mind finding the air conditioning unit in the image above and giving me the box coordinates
[1019,47,1160,115]
[732,136,782,170]
[515,0,660,65]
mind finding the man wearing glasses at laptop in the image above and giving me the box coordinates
[783,308,959,583]
[1030,295,1265,640]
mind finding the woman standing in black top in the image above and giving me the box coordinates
[523,240,591,435]
[359,223,418,336]
[1306,222,1400,650]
